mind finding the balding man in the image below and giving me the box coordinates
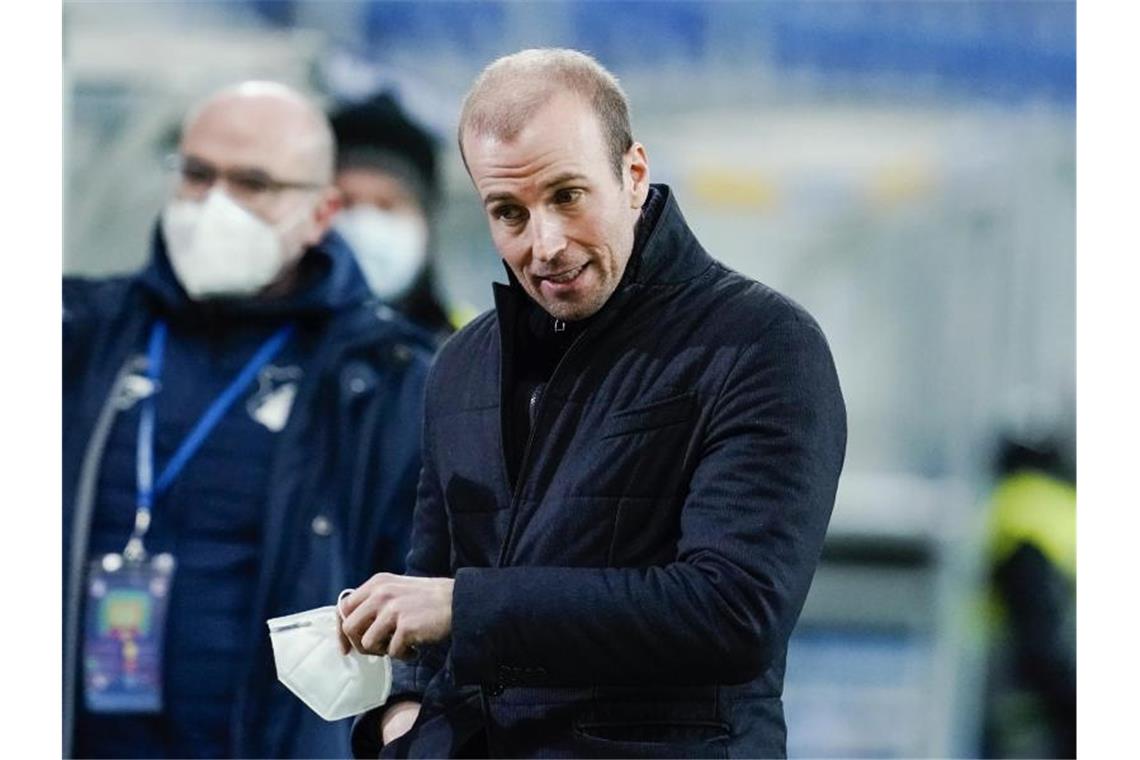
[63,81,433,758]
[341,50,846,758]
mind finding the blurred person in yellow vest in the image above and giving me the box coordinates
[982,430,1075,759]
[329,93,476,344]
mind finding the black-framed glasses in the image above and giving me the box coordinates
[165,153,324,202]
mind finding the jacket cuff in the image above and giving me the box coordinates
[390,657,422,695]
[391,639,450,695]
[350,707,384,759]
[450,567,501,686]
[350,690,425,758]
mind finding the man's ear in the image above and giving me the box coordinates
[626,142,650,209]
[304,186,343,246]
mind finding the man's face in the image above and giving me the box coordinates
[176,96,333,266]
[463,93,649,321]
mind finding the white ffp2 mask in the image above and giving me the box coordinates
[334,206,428,301]
[266,605,392,722]
[161,189,301,299]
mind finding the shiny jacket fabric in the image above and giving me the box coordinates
[63,231,434,758]
[356,185,847,759]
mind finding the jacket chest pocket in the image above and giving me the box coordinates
[572,392,698,499]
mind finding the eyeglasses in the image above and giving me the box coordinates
[166,153,324,203]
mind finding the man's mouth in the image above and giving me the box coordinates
[536,264,588,286]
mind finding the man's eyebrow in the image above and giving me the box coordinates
[542,172,588,189]
[482,173,589,207]
[183,153,273,177]
[180,153,214,168]
[483,191,517,207]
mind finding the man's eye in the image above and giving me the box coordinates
[231,173,273,195]
[553,188,582,205]
[182,165,215,185]
[493,205,527,224]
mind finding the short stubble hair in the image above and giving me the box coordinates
[457,48,633,181]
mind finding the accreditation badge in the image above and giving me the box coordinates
[82,552,175,713]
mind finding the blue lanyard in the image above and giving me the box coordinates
[129,320,294,552]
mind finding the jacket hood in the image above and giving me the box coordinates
[138,221,373,322]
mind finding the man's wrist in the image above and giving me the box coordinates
[383,699,421,716]
[380,699,422,746]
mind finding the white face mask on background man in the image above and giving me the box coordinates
[161,189,312,300]
[333,206,428,301]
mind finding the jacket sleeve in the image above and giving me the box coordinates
[63,276,119,383]
[448,316,847,687]
[361,345,432,578]
[63,277,93,368]
[389,395,453,696]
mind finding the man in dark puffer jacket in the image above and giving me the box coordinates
[341,49,847,758]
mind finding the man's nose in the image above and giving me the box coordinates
[530,210,567,263]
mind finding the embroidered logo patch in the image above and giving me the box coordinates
[247,364,303,432]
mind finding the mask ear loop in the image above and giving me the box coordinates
[336,587,362,655]
[336,588,354,620]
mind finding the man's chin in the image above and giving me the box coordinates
[541,298,603,322]
[523,280,610,322]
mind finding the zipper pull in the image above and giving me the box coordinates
[553,319,566,333]
[114,360,159,410]
[528,385,545,427]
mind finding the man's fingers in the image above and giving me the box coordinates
[336,589,355,655]
[336,618,353,656]
[336,575,450,657]
[388,627,417,661]
[360,612,397,655]
[338,585,369,620]
[341,599,379,654]
[339,572,396,619]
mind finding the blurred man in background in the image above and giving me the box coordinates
[341,48,847,758]
[63,81,432,758]
[330,93,471,342]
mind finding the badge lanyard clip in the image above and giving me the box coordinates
[122,321,167,563]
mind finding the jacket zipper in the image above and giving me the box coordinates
[496,325,592,567]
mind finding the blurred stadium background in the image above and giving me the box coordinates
[63,2,1076,757]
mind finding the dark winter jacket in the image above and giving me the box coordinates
[63,229,433,758]
[354,185,847,758]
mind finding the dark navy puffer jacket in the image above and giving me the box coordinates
[63,229,434,758]
[354,185,847,759]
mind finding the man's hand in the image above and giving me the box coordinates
[337,573,454,659]
[380,700,421,747]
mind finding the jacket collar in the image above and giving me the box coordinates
[625,183,713,287]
